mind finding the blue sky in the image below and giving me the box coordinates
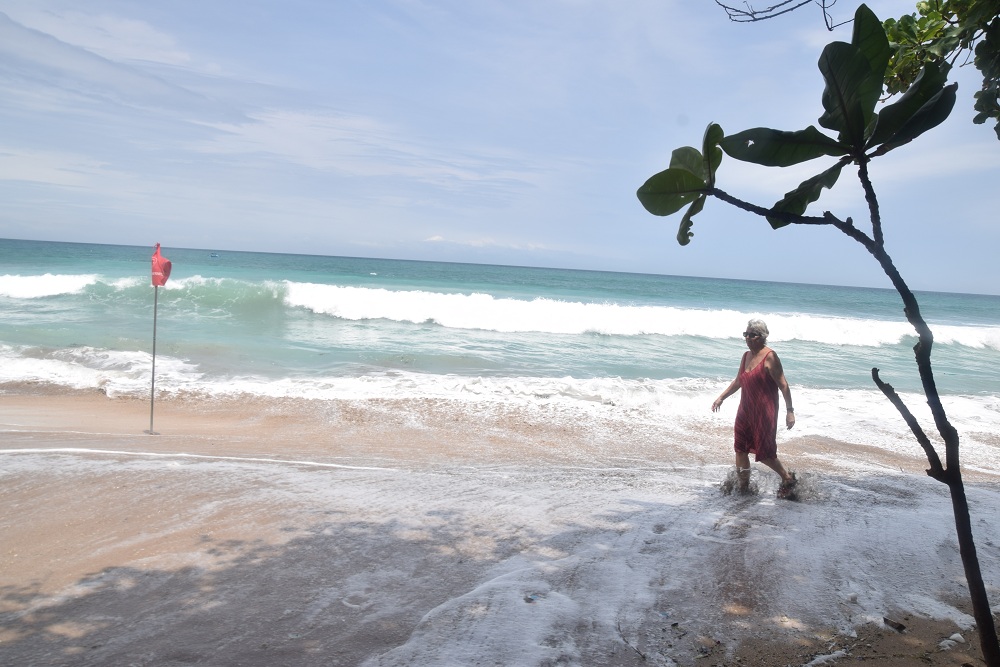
[1,0,997,293]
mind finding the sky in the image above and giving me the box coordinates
[0,0,998,294]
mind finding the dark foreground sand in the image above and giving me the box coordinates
[1,390,997,666]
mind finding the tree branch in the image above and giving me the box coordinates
[852,158,961,473]
[828,215,875,250]
[709,188,846,226]
[714,0,849,30]
[871,368,947,481]
[715,0,814,22]
[856,157,884,247]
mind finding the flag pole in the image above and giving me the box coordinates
[147,284,159,435]
[147,243,171,434]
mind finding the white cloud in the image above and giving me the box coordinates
[873,137,1000,184]
[0,148,107,187]
[1,3,194,67]
[0,12,218,115]
[192,109,544,196]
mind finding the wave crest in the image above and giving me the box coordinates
[282,282,1000,349]
[0,273,99,298]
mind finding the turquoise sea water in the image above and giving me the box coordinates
[3,238,1000,463]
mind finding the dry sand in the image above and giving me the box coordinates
[1,390,997,666]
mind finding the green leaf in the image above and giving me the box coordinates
[636,167,707,217]
[868,61,951,149]
[676,195,705,246]
[720,126,847,166]
[853,5,891,83]
[872,82,957,154]
[818,41,884,147]
[767,161,847,228]
[669,146,707,181]
[702,123,724,187]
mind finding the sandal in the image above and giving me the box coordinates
[777,472,798,500]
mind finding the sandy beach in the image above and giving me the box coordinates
[2,390,998,666]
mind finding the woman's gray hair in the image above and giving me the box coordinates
[746,318,769,340]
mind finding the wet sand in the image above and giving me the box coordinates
[1,390,997,666]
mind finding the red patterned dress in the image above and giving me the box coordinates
[734,349,779,461]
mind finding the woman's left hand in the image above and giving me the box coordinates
[785,410,796,430]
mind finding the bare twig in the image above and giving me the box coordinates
[715,0,814,23]
[616,620,647,661]
[714,0,850,30]
[871,368,946,481]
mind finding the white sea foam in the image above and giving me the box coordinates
[0,345,201,395]
[282,281,1000,350]
[5,273,999,350]
[7,339,993,471]
[0,273,99,298]
[110,276,144,290]
[930,323,1000,349]
[4,445,996,665]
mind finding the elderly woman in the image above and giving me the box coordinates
[711,319,798,498]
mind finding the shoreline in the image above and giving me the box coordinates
[2,390,997,665]
[5,389,997,480]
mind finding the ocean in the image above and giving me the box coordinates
[2,238,999,470]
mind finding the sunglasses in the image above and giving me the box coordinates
[742,332,762,338]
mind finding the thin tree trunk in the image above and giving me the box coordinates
[850,163,1000,666]
[948,473,1000,665]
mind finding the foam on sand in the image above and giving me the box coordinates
[1,393,997,665]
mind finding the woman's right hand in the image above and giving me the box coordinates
[711,398,723,412]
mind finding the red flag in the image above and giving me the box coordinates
[151,243,172,286]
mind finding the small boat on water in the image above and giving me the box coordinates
[210,252,220,258]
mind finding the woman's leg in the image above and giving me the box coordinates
[735,451,751,491]
[758,456,793,484]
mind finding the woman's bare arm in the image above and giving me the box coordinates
[712,353,745,412]
[766,352,795,429]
